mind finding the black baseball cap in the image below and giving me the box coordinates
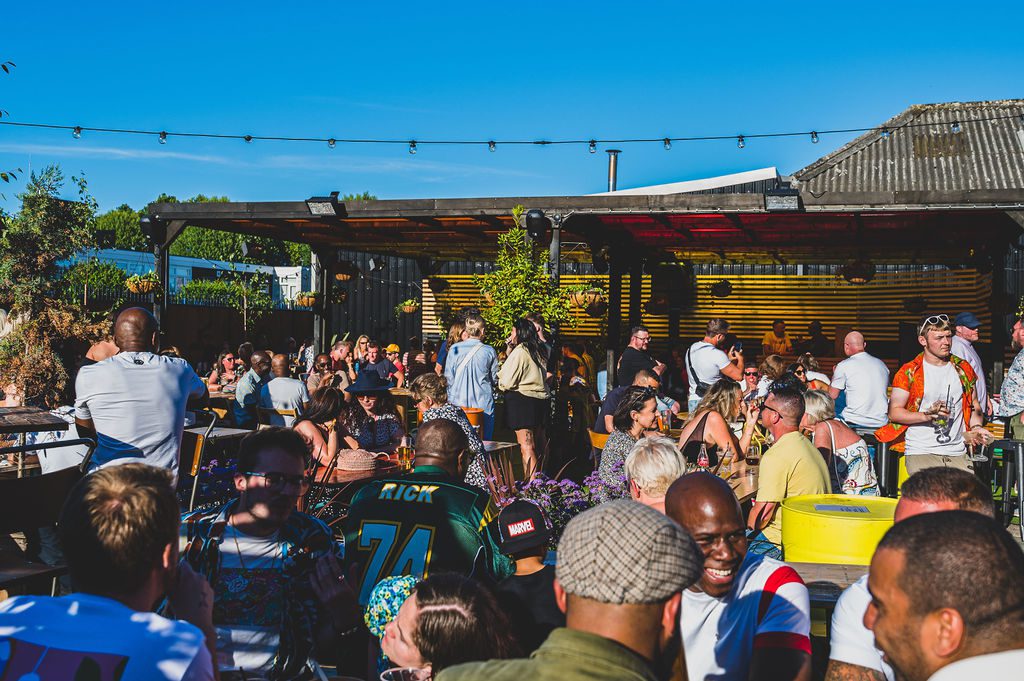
[495,500,552,555]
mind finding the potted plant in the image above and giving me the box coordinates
[126,271,161,294]
[295,291,319,307]
[395,298,420,316]
[567,284,605,308]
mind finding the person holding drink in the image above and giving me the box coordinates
[875,314,991,477]
[676,379,760,472]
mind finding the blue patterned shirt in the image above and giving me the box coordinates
[996,348,1024,418]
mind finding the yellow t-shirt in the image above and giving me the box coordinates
[755,431,831,545]
[761,331,793,355]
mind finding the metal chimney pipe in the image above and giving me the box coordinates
[606,149,621,192]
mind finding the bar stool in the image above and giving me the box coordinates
[989,439,1024,539]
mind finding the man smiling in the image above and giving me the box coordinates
[666,472,812,681]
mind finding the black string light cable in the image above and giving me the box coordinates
[0,113,1021,152]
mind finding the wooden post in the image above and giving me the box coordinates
[606,260,623,388]
[628,257,644,330]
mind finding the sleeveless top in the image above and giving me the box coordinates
[680,411,720,468]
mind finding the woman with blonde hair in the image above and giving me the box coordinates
[801,389,878,495]
[410,373,486,488]
[625,436,689,513]
[435,320,468,376]
[676,379,758,469]
[353,334,370,369]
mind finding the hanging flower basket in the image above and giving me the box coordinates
[334,261,360,282]
[295,292,320,307]
[394,299,420,317]
[126,271,160,294]
[569,288,604,308]
[401,302,420,314]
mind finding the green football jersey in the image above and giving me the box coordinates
[344,465,514,604]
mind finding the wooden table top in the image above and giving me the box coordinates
[790,561,868,606]
[0,407,70,435]
[317,461,403,485]
[208,391,234,401]
[184,426,252,441]
[483,441,520,454]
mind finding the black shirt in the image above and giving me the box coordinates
[616,347,656,387]
[495,565,564,654]
[594,385,629,434]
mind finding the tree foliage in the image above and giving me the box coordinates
[0,165,108,405]
[178,272,273,335]
[60,259,129,290]
[474,205,573,346]
[0,59,20,199]
[95,203,147,251]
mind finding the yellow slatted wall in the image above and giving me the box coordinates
[421,270,992,343]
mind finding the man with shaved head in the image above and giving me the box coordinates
[666,472,812,681]
[233,349,272,428]
[830,331,890,430]
[258,353,310,426]
[75,307,208,477]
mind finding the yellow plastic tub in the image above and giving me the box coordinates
[781,494,897,565]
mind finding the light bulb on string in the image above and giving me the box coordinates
[158,131,167,145]
[72,126,82,139]
[881,127,891,139]
[327,138,336,149]
[243,135,253,144]
[663,138,671,150]
[588,140,597,153]
[736,135,745,149]
[408,141,417,155]
[810,131,819,144]
[950,120,962,134]
[488,140,496,152]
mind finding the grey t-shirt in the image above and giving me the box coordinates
[75,352,207,477]
[258,377,310,426]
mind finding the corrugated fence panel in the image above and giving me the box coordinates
[422,270,992,343]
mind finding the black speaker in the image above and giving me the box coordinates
[898,322,920,366]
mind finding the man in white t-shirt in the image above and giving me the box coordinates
[864,510,1024,681]
[950,311,987,410]
[0,464,216,681]
[825,467,994,681]
[686,318,744,412]
[883,316,988,476]
[829,332,890,430]
[74,308,208,478]
[258,353,310,426]
[666,472,811,681]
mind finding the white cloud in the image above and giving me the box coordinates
[0,142,235,165]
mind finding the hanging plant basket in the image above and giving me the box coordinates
[401,303,420,314]
[125,272,160,294]
[334,261,360,282]
[569,288,604,308]
[395,299,421,318]
[295,292,320,307]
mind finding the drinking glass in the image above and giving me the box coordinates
[745,444,760,465]
[380,668,431,681]
[396,436,415,470]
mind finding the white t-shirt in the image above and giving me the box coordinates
[680,552,811,681]
[831,352,890,428]
[928,649,1024,680]
[807,370,831,385]
[75,352,207,477]
[829,574,894,681]
[903,361,966,456]
[951,335,986,406]
[23,406,89,474]
[0,592,213,681]
[686,341,731,403]
[214,525,286,674]
[258,377,310,426]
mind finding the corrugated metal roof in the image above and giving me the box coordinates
[793,100,1024,195]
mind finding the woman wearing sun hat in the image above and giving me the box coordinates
[342,370,405,453]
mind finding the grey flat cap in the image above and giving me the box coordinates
[556,500,703,604]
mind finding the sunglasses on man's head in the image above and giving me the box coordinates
[919,314,950,335]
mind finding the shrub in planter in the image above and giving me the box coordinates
[126,271,160,294]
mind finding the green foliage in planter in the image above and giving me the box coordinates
[126,270,161,291]
[60,260,130,294]
[394,298,420,318]
[179,272,273,335]
[0,165,108,405]
[474,205,573,346]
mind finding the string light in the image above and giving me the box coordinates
[0,113,1016,153]
[408,141,417,155]
[158,131,167,145]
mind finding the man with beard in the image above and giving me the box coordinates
[180,428,361,680]
[994,315,1024,439]
[875,315,988,476]
[665,472,812,681]
[864,511,1024,679]
[437,500,703,681]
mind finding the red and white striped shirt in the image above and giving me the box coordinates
[681,552,811,681]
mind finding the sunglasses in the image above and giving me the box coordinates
[759,404,781,418]
[243,471,311,489]
[794,368,806,375]
[224,356,235,361]
[315,362,329,368]
[919,314,950,335]
[743,371,759,376]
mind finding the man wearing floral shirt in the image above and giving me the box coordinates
[995,316,1024,439]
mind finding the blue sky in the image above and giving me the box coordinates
[1,1,1022,213]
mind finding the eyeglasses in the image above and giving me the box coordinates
[759,404,781,418]
[794,368,806,375]
[743,371,759,376]
[919,314,950,335]
[243,471,311,489]
[632,334,651,342]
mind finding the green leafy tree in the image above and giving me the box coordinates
[178,271,273,336]
[474,205,573,346]
[0,59,20,199]
[0,165,107,404]
[95,203,147,250]
[59,259,129,305]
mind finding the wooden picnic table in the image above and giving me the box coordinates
[790,561,869,608]
[0,407,70,477]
